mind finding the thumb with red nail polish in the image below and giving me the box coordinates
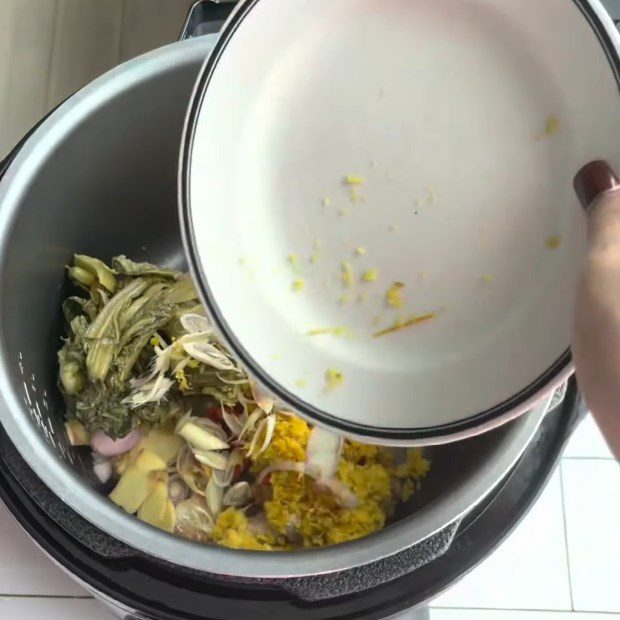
[572,160,620,459]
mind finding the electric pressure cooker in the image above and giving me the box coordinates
[0,1,610,617]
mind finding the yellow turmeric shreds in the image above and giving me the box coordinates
[373,313,437,338]
[307,326,351,337]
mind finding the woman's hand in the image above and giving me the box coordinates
[572,160,620,459]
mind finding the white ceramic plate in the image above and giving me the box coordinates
[182,0,620,443]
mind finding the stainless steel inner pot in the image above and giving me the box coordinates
[0,36,551,578]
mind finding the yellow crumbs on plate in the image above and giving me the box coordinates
[325,368,344,390]
[373,313,437,338]
[292,279,305,292]
[481,274,495,284]
[426,187,438,204]
[295,379,307,388]
[288,254,300,272]
[546,235,562,250]
[322,197,331,207]
[362,269,378,282]
[344,175,365,186]
[341,261,355,288]
[544,115,560,137]
[355,246,367,256]
[306,326,351,337]
[339,292,353,306]
[536,115,560,140]
[310,240,322,264]
[385,282,405,308]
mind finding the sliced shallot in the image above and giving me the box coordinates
[91,428,141,458]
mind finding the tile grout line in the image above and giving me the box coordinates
[430,605,620,615]
[117,0,127,67]
[558,461,576,612]
[562,455,618,462]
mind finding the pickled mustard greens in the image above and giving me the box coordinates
[59,255,242,438]
[59,255,430,550]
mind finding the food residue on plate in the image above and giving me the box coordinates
[343,174,365,202]
[362,269,378,282]
[295,378,308,388]
[536,115,560,140]
[373,313,437,338]
[426,187,438,204]
[385,282,405,308]
[322,197,331,208]
[344,175,365,186]
[341,261,355,288]
[546,235,562,249]
[292,279,305,292]
[288,254,301,272]
[325,368,344,390]
[481,274,495,284]
[354,246,367,256]
[310,240,322,264]
[306,326,351,338]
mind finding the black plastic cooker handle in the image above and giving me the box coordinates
[179,0,237,40]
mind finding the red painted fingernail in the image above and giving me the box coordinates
[574,160,620,211]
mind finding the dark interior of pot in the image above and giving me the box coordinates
[0,43,533,536]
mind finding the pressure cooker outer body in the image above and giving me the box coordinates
[0,380,585,619]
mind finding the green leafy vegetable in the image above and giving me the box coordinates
[58,255,245,439]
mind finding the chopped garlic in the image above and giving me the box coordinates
[325,368,344,390]
[386,282,405,308]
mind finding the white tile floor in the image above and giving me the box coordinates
[0,413,617,619]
